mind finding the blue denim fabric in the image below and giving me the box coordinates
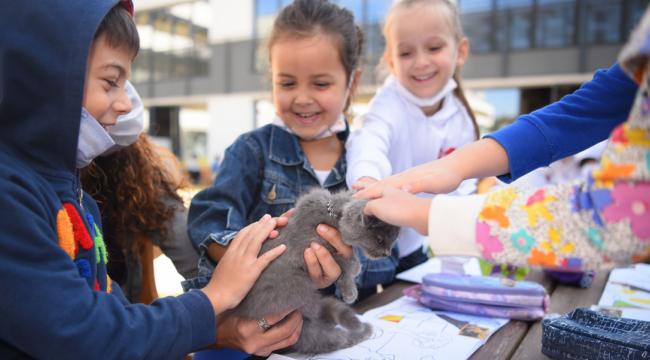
[182,123,400,292]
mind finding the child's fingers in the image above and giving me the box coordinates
[243,218,277,256]
[309,242,341,283]
[303,248,323,286]
[316,224,352,260]
[258,314,303,355]
[262,307,299,326]
[253,243,286,271]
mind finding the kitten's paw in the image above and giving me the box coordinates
[342,287,358,304]
[345,322,374,348]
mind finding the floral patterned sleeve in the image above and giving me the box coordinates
[476,61,650,271]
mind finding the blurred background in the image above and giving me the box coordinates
[132,0,649,188]
[134,0,649,297]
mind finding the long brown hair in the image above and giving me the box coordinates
[382,0,479,140]
[85,134,186,258]
[266,0,364,114]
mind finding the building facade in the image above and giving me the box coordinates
[130,0,648,167]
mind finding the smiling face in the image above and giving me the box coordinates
[271,34,352,140]
[83,34,133,132]
[384,3,468,100]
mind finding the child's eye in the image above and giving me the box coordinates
[105,79,118,87]
[315,83,330,88]
[429,47,442,52]
[280,82,295,88]
[400,52,411,57]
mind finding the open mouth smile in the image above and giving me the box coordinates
[293,111,322,124]
[412,72,436,82]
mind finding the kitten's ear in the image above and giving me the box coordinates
[361,214,378,227]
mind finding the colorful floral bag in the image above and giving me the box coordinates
[542,308,650,360]
[404,273,550,320]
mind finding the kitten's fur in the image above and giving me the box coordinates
[233,188,400,354]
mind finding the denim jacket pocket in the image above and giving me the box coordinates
[260,177,297,206]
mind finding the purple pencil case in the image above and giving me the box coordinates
[404,273,550,320]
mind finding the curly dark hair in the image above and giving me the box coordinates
[84,134,186,258]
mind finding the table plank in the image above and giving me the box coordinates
[510,270,610,360]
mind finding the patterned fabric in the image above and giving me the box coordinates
[475,59,650,271]
[542,308,650,360]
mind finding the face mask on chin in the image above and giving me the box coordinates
[76,108,115,169]
[273,70,356,141]
[392,52,460,109]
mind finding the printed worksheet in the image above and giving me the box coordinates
[281,297,509,360]
[598,264,650,310]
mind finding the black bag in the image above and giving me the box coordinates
[541,308,650,359]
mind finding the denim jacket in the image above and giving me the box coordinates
[182,123,399,292]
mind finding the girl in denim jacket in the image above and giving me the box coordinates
[185,0,399,301]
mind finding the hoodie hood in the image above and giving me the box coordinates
[0,0,119,178]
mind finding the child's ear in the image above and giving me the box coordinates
[384,52,397,76]
[351,68,363,94]
[456,38,469,68]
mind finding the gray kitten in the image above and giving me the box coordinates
[232,188,400,354]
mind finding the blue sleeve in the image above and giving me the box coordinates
[0,179,216,359]
[486,62,638,183]
[187,136,263,253]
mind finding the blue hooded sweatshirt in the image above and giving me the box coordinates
[0,1,216,358]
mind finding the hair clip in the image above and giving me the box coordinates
[327,201,337,219]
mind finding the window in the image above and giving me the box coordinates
[131,1,212,83]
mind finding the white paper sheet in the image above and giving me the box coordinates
[280,297,509,360]
[395,257,483,283]
[598,264,650,311]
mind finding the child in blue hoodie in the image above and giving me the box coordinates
[0,1,349,358]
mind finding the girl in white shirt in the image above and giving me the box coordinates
[346,0,479,275]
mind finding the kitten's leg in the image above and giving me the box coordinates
[287,316,350,354]
[338,250,362,304]
[322,297,373,348]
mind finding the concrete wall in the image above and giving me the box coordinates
[207,95,255,163]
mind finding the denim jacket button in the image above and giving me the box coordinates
[268,184,277,200]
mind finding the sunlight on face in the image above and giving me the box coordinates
[83,34,133,132]
[385,4,466,99]
[271,34,349,139]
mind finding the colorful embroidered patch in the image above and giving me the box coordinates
[476,222,503,261]
[74,259,92,280]
[93,224,108,264]
[584,228,604,249]
[57,209,75,259]
[527,248,557,267]
[479,206,510,228]
[511,229,535,254]
[602,182,650,240]
[62,203,94,254]
[519,190,556,227]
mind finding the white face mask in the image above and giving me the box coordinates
[393,76,458,108]
[76,108,115,169]
[274,70,356,141]
[101,80,144,156]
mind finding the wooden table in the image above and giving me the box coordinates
[353,269,610,360]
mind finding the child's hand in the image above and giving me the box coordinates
[364,187,432,236]
[354,161,463,199]
[352,176,378,190]
[304,224,354,289]
[201,215,286,315]
[211,308,303,356]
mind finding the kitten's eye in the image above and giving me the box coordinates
[376,237,384,245]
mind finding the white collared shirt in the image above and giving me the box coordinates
[346,76,478,257]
